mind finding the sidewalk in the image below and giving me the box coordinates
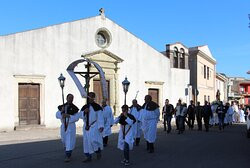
[0,125,120,146]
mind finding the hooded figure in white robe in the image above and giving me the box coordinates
[224,103,230,124]
[233,104,239,123]
[56,94,79,162]
[210,102,219,125]
[227,103,234,124]
[141,95,160,153]
[77,92,104,162]
[247,114,250,138]
[129,99,143,146]
[115,105,136,166]
[247,115,250,130]
[239,108,246,123]
[101,99,114,147]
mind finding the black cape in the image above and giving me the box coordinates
[142,101,159,111]
[81,102,103,112]
[58,103,79,115]
[129,104,142,111]
[118,113,136,125]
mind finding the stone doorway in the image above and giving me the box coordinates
[18,83,40,125]
[83,49,123,115]
[148,88,159,104]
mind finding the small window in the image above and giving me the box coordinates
[204,65,206,79]
[204,95,206,102]
[95,28,112,48]
[180,48,185,69]
[173,47,178,68]
[96,33,106,46]
[208,96,210,102]
[207,67,209,80]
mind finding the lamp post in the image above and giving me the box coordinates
[122,77,130,105]
[58,73,67,131]
[58,73,66,105]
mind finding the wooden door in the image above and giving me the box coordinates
[93,80,110,105]
[148,88,159,104]
[19,84,40,125]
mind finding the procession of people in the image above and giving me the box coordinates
[56,92,161,165]
[56,91,250,165]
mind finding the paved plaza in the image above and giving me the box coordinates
[0,124,249,168]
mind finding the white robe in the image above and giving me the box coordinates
[210,104,219,125]
[224,110,229,124]
[77,105,104,154]
[233,105,239,122]
[141,106,160,143]
[102,105,114,137]
[247,115,250,130]
[129,107,143,138]
[114,116,135,150]
[239,109,245,123]
[56,111,79,151]
[227,106,234,123]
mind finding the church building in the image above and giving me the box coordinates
[0,9,190,131]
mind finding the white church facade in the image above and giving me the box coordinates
[0,11,190,131]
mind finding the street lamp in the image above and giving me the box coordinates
[58,73,67,131]
[122,77,130,105]
[58,73,66,104]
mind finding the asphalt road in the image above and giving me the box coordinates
[0,124,249,168]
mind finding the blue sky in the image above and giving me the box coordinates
[0,0,249,78]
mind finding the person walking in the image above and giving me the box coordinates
[141,95,160,153]
[195,102,203,131]
[162,99,174,133]
[56,94,79,162]
[78,92,104,163]
[102,99,114,147]
[187,100,195,130]
[115,105,136,166]
[203,101,212,132]
[129,99,143,146]
[216,101,226,131]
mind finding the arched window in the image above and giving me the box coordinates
[173,47,178,68]
[180,48,185,69]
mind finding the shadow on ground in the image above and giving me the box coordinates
[0,124,249,168]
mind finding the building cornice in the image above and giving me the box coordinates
[190,50,216,64]
[239,81,250,85]
[166,42,189,49]
[216,73,227,82]
[13,75,46,79]
[145,81,164,85]
[81,49,124,63]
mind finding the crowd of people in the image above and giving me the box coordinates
[162,99,250,134]
[56,92,250,166]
